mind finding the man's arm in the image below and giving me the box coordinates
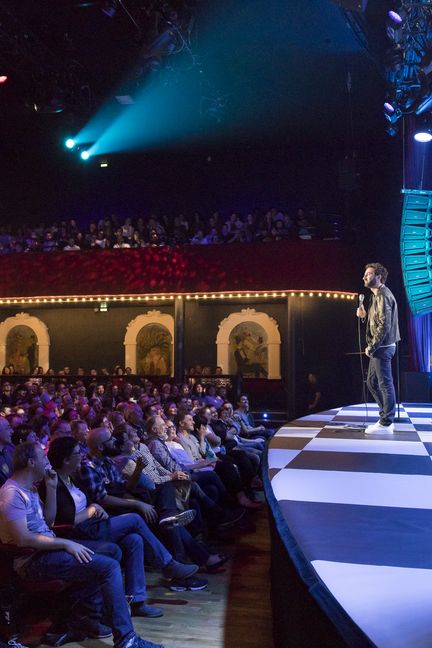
[99,493,157,524]
[233,413,265,434]
[147,439,180,472]
[367,293,391,354]
[5,516,95,564]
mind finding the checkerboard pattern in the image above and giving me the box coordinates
[268,402,432,648]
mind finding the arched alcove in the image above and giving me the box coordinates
[124,311,174,375]
[216,309,281,379]
[0,313,50,373]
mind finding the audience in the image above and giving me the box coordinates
[0,373,269,644]
[0,207,346,256]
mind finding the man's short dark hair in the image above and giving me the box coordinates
[12,441,39,472]
[365,262,388,283]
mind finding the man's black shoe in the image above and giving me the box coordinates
[130,602,164,618]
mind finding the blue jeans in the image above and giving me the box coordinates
[18,542,135,648]
[109,513,172,603]
[367,345,396,425]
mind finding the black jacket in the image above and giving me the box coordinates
[39,476,85,526]
[366,285,400,354]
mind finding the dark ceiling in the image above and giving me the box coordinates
[0,0,400,223]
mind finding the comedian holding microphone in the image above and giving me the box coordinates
[357,262,400,434]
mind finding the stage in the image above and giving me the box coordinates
[265,402,432,648]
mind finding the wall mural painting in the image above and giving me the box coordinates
[137,324,171,375]
[6,325,38,375]
[229,323,268,378]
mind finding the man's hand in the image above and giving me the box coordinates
[171,470,189,481]
[134,456,146,472]
[134,501,158,524]
[365,347,372,357]
[88,503,108,520]
[63,539,94,563]
[44,468,58,490]
[357,305,366,318]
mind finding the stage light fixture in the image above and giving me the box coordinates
[386,123,399,137]
[65,138,76,149]
[0,75,8,84]
[384,101,395,114]
[80,150,90,160]
[416,94,432,116]
[388,10,403,25]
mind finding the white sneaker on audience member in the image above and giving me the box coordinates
[365,422,394,435]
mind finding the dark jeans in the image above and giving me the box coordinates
[109,513,172,602]
[190,470,228,504]
[18,542,135,648]
[367,345,396,425]
[128,479,208,566]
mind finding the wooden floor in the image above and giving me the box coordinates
[33,505,274,648]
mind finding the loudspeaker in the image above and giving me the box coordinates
[401,371,431,402]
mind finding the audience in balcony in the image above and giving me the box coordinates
[0,206,346,256]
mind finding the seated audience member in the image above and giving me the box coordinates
[204,406,261,480]
[126,407,147,438]
[0,417,14,488]
[193,414,261,510]
[217,403,264,453]
[70,419,90,456]
[0,441,165,648]
[11,425,38,446]
[49,420,72,443]
[177,413,260,510]
[145,419,243,535]
[76,428,188,527]
[163,402,178,425]
[30,414,51,448]
[1,382,13,405]
[234,395,274,439]
[112,424,189,488]
[45,436,197,612]
[76,428,210,586]
[203,385,224,409]
[159,414,229,504]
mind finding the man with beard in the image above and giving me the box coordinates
[357,262,400,434]
[76,428,209,590]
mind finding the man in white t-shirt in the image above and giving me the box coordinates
[0,441,164,648]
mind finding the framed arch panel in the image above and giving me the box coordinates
[216,309,281,379]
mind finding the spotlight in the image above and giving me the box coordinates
[80,150,90,160]
[0,75,8,84]
[65,138,76,149]
[414,129,432,142]
[384,102,395,114]
[414,116,432,142]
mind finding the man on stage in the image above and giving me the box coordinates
[357,262,400,434]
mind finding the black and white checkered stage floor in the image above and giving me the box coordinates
[267,403,432,648]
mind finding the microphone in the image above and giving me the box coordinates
[359,293,364,305]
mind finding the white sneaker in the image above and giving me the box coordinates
[365,422,394,435]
